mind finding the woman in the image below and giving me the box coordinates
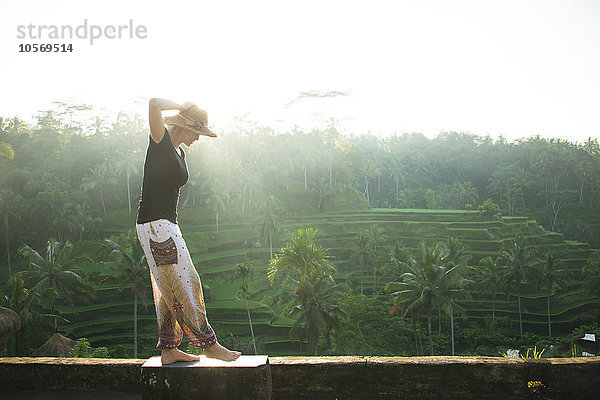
[136,98,241,364]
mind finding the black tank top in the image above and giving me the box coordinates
[136,128,189,224]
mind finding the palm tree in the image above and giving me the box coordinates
[439,237,472,356]
[385,241,411,282]
[81,163,109,214]
[269,228,334,283]
[359,160,381,203]
[440,237,471,355]
[0,189,21,277]
[115,144,140,213]
[476,256,503,324]
[287,270,348,354]
[1,275,62,355]
[100,230,149,358]
[268,228,336,353]
[458,181,479,208]
[16,239,95,331]
[2,275,38,355]
[533,253,570,338]
[6,116,28,135]
[0,141,14,159]
[182,172,201,208]
[366,224,387,292]
[67,203,96,244]
[349,233,374,301]
[234,262,257,355]
[581,250,600,302]
[310,177,333,213]
[206,180,229,232]
[295,138,318,191]
[409,153,430,176]
[398,188,418,209]
[389,157,407,206]
[385,242,464,355]
[256,195,284,259]
[89,116,110,136]
[497,235,533,340]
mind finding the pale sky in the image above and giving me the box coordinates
[1,0,599,142]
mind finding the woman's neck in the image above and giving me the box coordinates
[169,130,183,150]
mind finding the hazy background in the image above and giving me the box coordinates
[1,0,599,141]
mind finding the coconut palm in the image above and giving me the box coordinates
[349,233,374,300]
[310,177,333,213]
[234,262,257,355]
[182,171,201,208]
[115,144,140,213]
[439,237,472,355]
[16,239,95,331]
[475,256,503,324]
[67,203,97,244]
[366,224,387,292]
[89,116,110,136]
[458,181,479,208]
[0,142,14,159]
[385,241,411,282]
[268,228,336,353]
[269,228,334,283]
[533,253,570,338]
[581,250,600,302]
[295,136,318,191]
[359,160,381,203]
[287,270,348,354]
[1,275,63,355]
[441,237,472,355]
[206,180,229,232]
[6,116,28,135]
[497,235,533,340]
[385,242,464,355]
[81,163,109,214]
[389,157,407,206]
[100,230,149,358]
[0,189,22,277]
[255,195,284,259]
[2,275,38,355]
[398,188,418,209]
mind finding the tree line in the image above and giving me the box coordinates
[1,103,600,260]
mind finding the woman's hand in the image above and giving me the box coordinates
[148,99,196,143]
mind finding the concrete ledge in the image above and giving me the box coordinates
[1,356,600,400]
[0,357,144,393]
[270,356,600,399]
[141,355,271,400]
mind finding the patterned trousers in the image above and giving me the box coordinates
[136,219,217,349]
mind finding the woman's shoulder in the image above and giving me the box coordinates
[150,128,170,145]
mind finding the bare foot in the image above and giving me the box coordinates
[203,341,241,361]
[161,348,201,365]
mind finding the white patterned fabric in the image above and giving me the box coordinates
[136,219,216,349]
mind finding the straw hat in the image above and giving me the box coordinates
[164,105,217,138]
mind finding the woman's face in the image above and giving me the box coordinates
[182,129,200,147]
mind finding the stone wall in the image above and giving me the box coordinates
[1,356,599,399]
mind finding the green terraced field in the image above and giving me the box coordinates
[9,208,597,358]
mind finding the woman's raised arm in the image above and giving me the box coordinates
[148,98,194,143]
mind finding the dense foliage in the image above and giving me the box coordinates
[1,105,599,253]
[0,103,598,358]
